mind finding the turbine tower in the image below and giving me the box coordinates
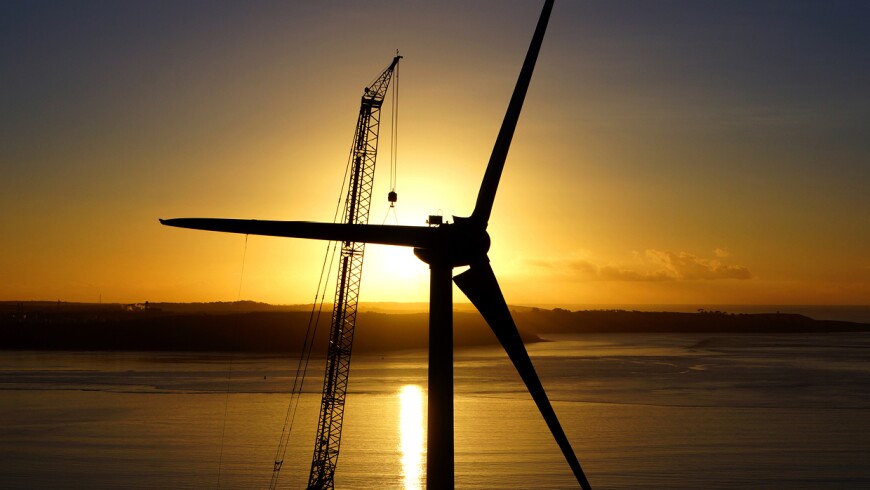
[161,1,591,488]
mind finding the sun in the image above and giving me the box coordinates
[359,245,429,302]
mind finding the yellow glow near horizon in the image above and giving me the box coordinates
[399,384,424,490]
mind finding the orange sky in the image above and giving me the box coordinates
[2,1,869,306]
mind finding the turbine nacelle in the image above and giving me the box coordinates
[413,217,490,268]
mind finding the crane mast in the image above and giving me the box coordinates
[307,55,401,489]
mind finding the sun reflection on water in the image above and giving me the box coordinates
[399,384,424,489]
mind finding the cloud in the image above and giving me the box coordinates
[526,249,752,281]
[644,250,752,280]
[597,264,674,281]
[713,248,731,258]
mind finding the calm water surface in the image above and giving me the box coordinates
[1,333,869,489]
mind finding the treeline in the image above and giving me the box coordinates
[2,303,868,353]
[520,308,870,334]
[0,309,538,353]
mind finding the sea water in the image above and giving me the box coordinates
[1,333,869,489]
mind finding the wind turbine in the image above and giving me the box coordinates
[161,1,591,488]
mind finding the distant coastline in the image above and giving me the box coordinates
[2,301,868,353]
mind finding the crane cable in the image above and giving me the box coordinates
[391,54,399,197]
[268,240,339,490]
[383,59,400,225]
[268,116,363,489]
[216,233,248,488]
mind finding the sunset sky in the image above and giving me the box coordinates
[2,1,868,306]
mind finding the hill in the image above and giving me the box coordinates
[0,302,532,353]
[1,302,868,353]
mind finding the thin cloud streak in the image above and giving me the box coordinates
[527,249,751,282]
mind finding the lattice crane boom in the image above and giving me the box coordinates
[307,54,401,490]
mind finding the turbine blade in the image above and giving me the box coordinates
[159,218,431,248]
[454,261,592,489]
[471,0,554,225]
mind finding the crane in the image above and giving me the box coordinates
[307,54,401,489]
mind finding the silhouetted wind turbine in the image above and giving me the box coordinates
[161,1,590,488]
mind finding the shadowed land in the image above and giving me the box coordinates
[2,301,867,353]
